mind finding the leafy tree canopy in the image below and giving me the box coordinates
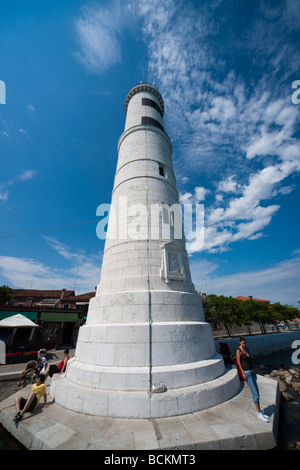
[199,293,300,335]
[0,285,13,305]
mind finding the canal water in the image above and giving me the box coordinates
[0,348,299,450]
[0,425,25,450]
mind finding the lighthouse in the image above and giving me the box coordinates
[51,83,240,418]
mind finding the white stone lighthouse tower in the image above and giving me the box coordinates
[51,83,240,418]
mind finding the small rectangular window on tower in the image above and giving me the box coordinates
[142,97,163,116]
[141,116,164,131]
[159,165,165,177]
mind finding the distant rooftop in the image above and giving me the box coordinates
[235,296,270,303]
[12,289,75,299]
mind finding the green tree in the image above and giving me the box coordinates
[202,294,222,329]
[202,294,239,337]
[0,285,13,305]
[253,300,271,334]
[237,300,253,335]
[200,292,300,337]
[271,302,300,325]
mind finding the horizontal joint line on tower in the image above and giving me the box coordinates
[102,238,170,253]
[115,158,176,181]
[117,125,172,154]
[111,175,179,198]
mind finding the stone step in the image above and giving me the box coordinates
[0,373,279,450]
[50,367,240,418]
[65,354,225,390]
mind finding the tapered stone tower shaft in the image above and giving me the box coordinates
[51,83,240,418]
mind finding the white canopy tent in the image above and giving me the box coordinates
[0,314,38,328]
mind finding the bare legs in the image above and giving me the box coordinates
[14,392,35,417]
[254,401,261,413]
[43,364,50,380]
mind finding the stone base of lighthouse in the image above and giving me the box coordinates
[50,290,240,418]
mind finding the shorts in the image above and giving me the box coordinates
[26,370,36,378]
[20,395,38,412]
[48,364,60,377]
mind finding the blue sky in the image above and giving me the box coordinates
[0,0,299,306]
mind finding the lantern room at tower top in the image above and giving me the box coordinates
[124,82,165,115]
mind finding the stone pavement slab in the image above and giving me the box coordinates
[0,374,279,450]
[0,348,75,380]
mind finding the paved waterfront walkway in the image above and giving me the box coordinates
[0,367,280,450]
[0,348,75,381]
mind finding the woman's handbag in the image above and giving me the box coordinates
[235,359,246,381]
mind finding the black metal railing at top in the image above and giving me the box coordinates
[124,82,164,115]
[132,81,161,92]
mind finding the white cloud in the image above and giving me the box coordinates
[210,97,236,121]
[190,251,300,307]
[0,256,60,290]
[215,194,224,203]
[179,192,193,205]
[189,258,219,290]
[194,186,208,202]
[248,232,264,241]
[74,0,137,75]
[231,206,279,241]
[138,0,300,254]
[0,170,37,203]
[43,236,89,265]
[180,176,189,184]
[185,159,298,253]
[16,170,37,182]
[0,190,9,202]
[217,175,240,194]
[179,186,209,205]
[0,237,102,294]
